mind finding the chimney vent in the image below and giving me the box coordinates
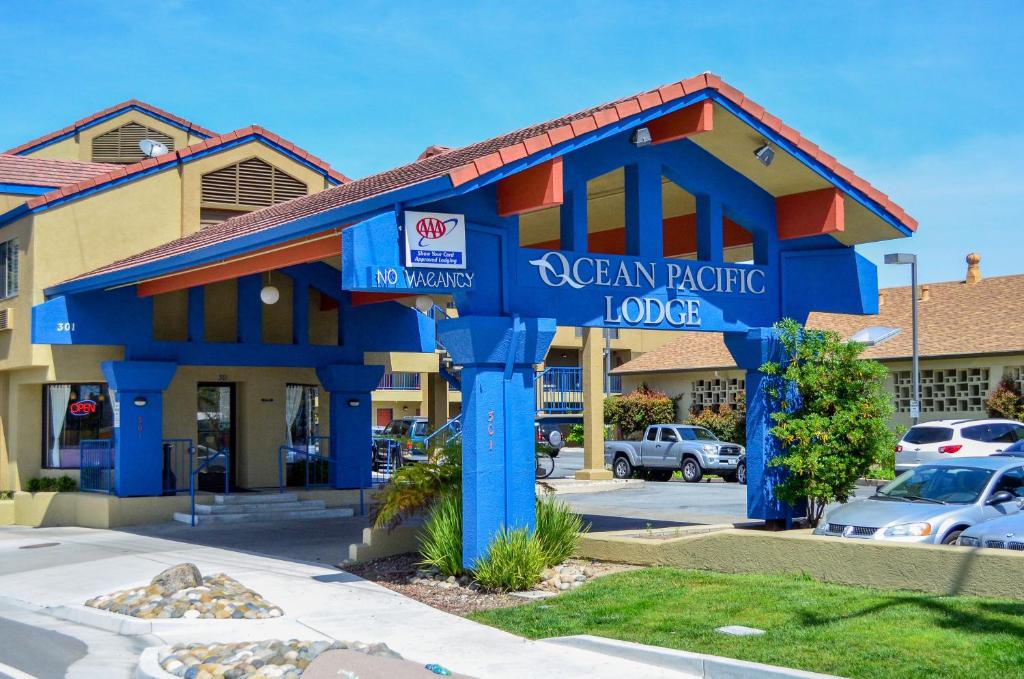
[966,253,982,285]
[417,145,452,161]
[878,291,886,307]
[920,284,930,302]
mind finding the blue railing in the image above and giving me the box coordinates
[536,367,622,413]
[423,414,463,449]
[162,438,194,495]
[80,439,114,494]
[189,448,229,527]
[377,372,422,390]
[278,436,332,491]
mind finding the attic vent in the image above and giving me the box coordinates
[0,308,13,332]
[201,158,307,209]
[91,123,175,163]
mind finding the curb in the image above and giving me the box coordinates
[542,635,841,679]
[136,647,173,679]
[540,479,645,495]
[46,604,310,639]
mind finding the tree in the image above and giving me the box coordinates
[986,376,1024,420]
[760,318,895,526]
[604,385,676,437]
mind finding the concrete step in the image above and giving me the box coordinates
[213,493,299,505]
[194,500,326,515]
[173,506,354,525]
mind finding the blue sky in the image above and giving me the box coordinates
[1,1,1021,287]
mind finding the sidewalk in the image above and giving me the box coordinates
[0,525,695,678]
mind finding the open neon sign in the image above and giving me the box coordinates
[69,400,97,416]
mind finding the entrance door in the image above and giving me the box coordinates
[197,383,237,491]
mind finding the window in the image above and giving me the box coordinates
[0,239,17,299]
[659,428,678,443]
[993,467,1024,499]
[43,383,113,469]
[91,122,174,163]
[645,427,659,441]
[962,423,1017,444]
[902,426,953,445]
[285,384,319,448]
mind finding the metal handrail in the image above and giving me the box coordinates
[189,448,230,527]
[162,438,194,495]
[423,414,463,448]
[278,441,334,493]
[79,439,115,494]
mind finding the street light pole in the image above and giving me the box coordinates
[884,253,920,425]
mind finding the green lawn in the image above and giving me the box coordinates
[469,568,1024,679]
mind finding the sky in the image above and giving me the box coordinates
[0,1,1021,287]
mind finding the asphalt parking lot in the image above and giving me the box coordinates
[552,449,869,531]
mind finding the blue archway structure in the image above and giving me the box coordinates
[38,74,916,566]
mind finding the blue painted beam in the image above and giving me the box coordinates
[696,194,724,263]
[624,161,663,259]
[188,287,205,343]
[237,275,262,343]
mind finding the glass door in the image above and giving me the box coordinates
[197,383,236,491]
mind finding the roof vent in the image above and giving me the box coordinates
[850,326,901,347]
[966,252,982,285]
[878,291,886,307]
[417,145,452,161]
[920,284,930,302]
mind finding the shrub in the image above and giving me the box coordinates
[986,376,1024,420]
[372,441,462,529]
[566,423,584,446]
[604,385,676,437]
[687,393,746,445]
[473,527,545,592]
[535,494,589,567]
[0,490,13,500]
[419,492,464,576]
[761,319,895,526]
[25,476,77,492]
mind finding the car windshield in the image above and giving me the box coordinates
[902,426,953,445]
[1004,440,1024,453]
[412,421,428,436]
[684,427,719,441]
[877,465,995,504]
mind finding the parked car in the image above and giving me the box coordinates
[372,416,430,470]
[895,419,1024,473]
[815,457,1024,544]
[604,424,744,482]
[535,414,583,457]
[957,510,1024,549]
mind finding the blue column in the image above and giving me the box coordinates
[696,194,724,263]
[624,161,663,259]
[101,361,177,497]
[559,170,588,252]
[724,328,805,524]
[237,275,262,344]
[438,315,556,568]
[316,364,384,489]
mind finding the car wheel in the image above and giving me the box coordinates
[613,456,633,479]
[681,458,703,483]
[942,530,964,545]
[736,461,747,485]
[651,469,673,482]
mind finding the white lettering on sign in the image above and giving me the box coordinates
[529,251,765,295]
[604,296,701,328]
[404,211,467,269]
[371,267,475,290]
[56,322,76,332]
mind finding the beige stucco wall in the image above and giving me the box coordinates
[0,192,28,213]
[577,528,1024,600]
[0,499,13,524]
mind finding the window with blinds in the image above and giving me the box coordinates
[0,238,18,300]
[201,158,308,210]
[91,123,175,163]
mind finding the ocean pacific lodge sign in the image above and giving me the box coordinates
[514,250,770,331]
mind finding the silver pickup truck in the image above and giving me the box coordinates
[604,424,744,483]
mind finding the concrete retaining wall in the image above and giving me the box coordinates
[0,500,13,525]
[576,528,1024,599]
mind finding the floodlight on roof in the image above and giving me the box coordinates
[850,326,901,347]
[753,142,775,167]
[630,127,652,147]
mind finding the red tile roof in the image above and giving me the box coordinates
[62,73,917,287]
[0,154,120,188]
[23,125,349,212]
[4,99,217,156]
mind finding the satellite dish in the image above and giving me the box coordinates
[139,139,169,158]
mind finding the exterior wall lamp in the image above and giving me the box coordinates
[260,271,280,305]
[133,396,148,407]
[630,127,652,147]
[753,142,775,167]
[347,398,361,407]
[884,252,920,424]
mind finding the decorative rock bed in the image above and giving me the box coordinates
[85,563,283,620]
[407,561,596,593]
[158,639,401,679]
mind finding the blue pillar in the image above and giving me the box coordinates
[696,194,724,263]
[101,361,177,497]
[316,364,384,489]
[724,328,805,524]
[438,315,556,568]
[624,161,663,259]
[559,170,588,252]
[187,287,204,342]
[237,275,262,343]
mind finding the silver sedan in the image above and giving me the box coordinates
[815,457,1024,545]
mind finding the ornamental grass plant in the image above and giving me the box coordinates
[535,493,588,567]
[473,527,545,592]
[418,492,464,576]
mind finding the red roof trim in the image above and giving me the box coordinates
[4,99,218,155]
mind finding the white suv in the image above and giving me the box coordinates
[895,418,1024,473]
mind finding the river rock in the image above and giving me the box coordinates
[152,563,203,593]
